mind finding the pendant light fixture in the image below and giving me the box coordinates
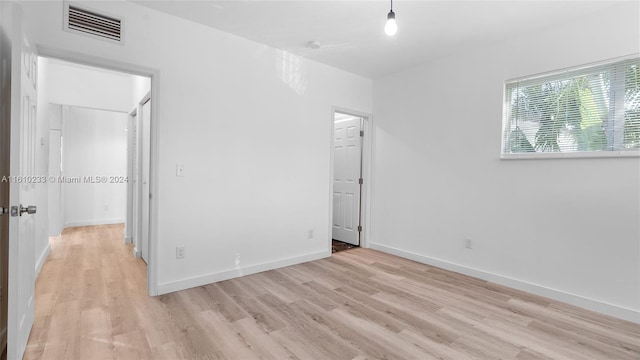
[385,0,397,36]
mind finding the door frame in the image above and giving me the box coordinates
[329,107,373,251]
[137,94,151,263]
[36,45,160,296]
[125,107,137,245]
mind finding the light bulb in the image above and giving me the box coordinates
[385,10,397,36]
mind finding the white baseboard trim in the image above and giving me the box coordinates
[369,243,640,324]
[64,218,125,228]
[133,247,141,259]
[157,250,329,295]
[35,242,51,277]
[124,236,132,244]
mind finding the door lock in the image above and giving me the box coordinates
[0,207,7,216]
[8,205,37,217]
[19,205,37,216]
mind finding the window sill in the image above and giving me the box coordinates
[501,150,640,160]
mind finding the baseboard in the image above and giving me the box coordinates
[157,250,329,295]
[124,236,132,244]
[64,218,125,228]
[35,242,51,277]
[369,243,640,324]
[133,247,141,258]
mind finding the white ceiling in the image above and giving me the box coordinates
[133,1,625,79]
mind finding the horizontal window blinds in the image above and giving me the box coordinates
[503,58,640,155]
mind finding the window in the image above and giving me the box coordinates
[502,57,640,158]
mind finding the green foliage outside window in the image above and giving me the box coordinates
[505,59,640,154]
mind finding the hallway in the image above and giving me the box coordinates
[24,225,152,359]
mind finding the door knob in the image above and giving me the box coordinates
[19,205,36,216]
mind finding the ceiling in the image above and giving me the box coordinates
[133,1,624,79]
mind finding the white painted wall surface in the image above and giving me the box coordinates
[21,1,372,293]
[132,76,151,111]
[63,106,128,227]
[47,104,63,237]
[43,57,144,113]
[371,3,640,322]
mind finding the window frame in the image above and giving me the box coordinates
[501,54,640,160]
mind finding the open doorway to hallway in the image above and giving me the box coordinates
[36,56,151,281]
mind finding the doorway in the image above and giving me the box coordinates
[331,110,370,253]
[35,55,153,285]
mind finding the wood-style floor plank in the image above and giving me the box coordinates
[23,224,640,359]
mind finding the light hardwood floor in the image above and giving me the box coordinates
[24,224,640,359]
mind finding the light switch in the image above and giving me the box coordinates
[176,163,184,177]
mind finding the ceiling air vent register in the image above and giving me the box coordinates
[64,3,123,44]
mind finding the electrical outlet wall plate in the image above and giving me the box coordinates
[176,246,185,259]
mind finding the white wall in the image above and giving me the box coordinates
[21,1,372,293]
[43,57,146,113]
[132,76,151,110]
[371,3,640,322]
[62,106,128,227]
[47,104,62,237]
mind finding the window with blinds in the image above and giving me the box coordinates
[502,57,640,157]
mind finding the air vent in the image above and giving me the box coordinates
[65,3,122,43]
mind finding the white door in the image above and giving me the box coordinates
[332,114,362,246]
[7,7,38,359]
[140,99,151,263]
